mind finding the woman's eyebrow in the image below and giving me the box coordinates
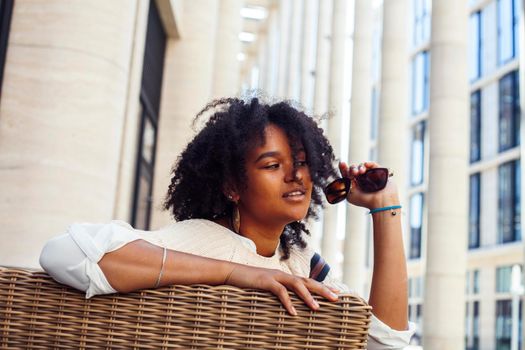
[254,151,280,163]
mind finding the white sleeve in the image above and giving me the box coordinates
[366,315,417,349]
[39,220,142,298]
[322,271,416,349]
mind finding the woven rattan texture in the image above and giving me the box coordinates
[0,267,371,349]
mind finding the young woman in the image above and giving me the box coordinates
[40,97,415,348]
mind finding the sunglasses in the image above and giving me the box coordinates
[324,167,392,204]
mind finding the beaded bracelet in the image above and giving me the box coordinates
[368,205,402,216]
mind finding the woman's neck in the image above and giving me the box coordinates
[239,219,283,257]
[216,216,284,257]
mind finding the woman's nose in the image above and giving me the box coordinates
[285,164,302,183]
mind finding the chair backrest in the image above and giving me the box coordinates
[0,266,372,349]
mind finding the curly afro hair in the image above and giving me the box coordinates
[163,97,338,260]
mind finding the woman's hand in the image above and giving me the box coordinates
[339,160,400,209]
[224,264,339,315]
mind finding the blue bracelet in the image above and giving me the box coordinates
[368,205,402,215]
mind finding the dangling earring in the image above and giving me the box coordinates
[232,203,241,234]
[228,194,241,234]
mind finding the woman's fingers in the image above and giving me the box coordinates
[347,161,381,176]
[304,278,339,302]
[276,274,339,313]
[338,161,350,178]
[236,267,339,316]
[270,282,297,316]
[288,278,320,310]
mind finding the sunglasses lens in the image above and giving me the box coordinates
[324,178,350,204]
[356,168,389,193]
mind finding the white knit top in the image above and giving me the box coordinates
[39,219,415,349]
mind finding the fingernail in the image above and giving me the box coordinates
[291,306,297,316]
[313,300,320,308]
[330,291,338,299]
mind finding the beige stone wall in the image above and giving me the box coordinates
[150,0,220,229]
[0,1,142,267]
[113,0,151,222]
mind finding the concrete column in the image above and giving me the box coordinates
[277,0,292,97]
[313,0,332,118]
[309,0,332,253]
[422,0,469,348]
[321,0,348,267]
[377,0,409,202]
[299,0,319,109]
[286,0,303,100]
[256,31,269,92]
[342,0,373,294]
[113,0,151,222]
[211,0,243,98]
[376,0,410,279]
[263,7,279,95]
[0,0,138,267]
[151,0,220,228]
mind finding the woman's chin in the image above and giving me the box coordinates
[285,209,309,223]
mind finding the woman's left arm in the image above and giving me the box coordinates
[342,161,408,331]
[367,191,408,330]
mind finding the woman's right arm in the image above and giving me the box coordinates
[98,239,339,315]
[40,226,337,315]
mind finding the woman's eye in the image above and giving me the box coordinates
[264,163,280,169]
[295,160,307,167]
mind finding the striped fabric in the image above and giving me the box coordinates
[309,253,330,282]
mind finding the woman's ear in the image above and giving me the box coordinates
[223,184,240,202]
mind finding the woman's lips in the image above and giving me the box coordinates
[282,190,306,202]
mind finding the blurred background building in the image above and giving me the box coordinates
[0,0,523,349]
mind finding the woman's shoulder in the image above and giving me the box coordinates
[163,218,235,236]
[284,243,316,278]
[286,243,332,284]
[157,218,241,253]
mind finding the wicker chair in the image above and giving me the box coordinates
[0,266,372,349]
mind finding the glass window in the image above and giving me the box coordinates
[466,269,481,294]
[409,193,424,259]
[473,270,480,294]
[466,301,480,350]
[410,121,425,186]
[499,70,520,152]
[409,276,423,298]
[131,1,165,230]
[470,91,482,162]
[496,266,512,293]
[495,299,522,349]
[469,11,482,81]
[134,162,152,230]
[413,0,431,46]
[141,117,156,165]
[498,160,521,243]
[412,51,430,115]
[469,173,481,249]
[0,1,13,97]
[498,0,517,65]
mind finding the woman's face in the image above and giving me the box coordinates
[237,124,313,227]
